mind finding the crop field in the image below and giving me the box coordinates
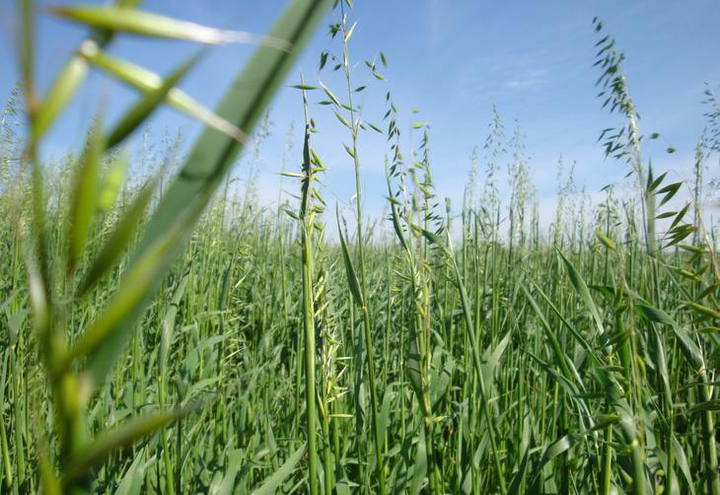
[1,0,720,494]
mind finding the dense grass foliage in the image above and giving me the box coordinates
[3,158,720,494]
[2,1,720,494]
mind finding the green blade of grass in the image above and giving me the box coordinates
[32,0,145,140]
[251,443,306,495]
[336,211,363,307]
[62,404,198,485]
[66,114,104,274]
[32,55,88,142]
[83,48,246,142]
[52,5,290,49]
[105,48,205,149]
[557,249,606,336]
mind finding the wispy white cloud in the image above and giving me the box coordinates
[426,0,454,49]
[454,49,560,104]
[504,68,550,90]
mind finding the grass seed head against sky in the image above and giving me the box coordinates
[1,0,719,226]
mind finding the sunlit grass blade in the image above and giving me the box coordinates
[32,55,88,142]
[105,49,205,149]
[62,404,198,485]
[66,114,104,274]
[637,303,704,368]
[31,1,145,140]
[97,153,128,212]
[557,249,606,335]
[251,443,306,495]
[82,48,246,142]
[26,248,52,360]
[52,6,291,50]
[38,447,61,495]
[522,284,584,388]
[336,211,363,307]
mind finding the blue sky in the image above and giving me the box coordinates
[1,0,719,226]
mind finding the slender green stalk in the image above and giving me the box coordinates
[336,6,386,493]
[299,124,319,495]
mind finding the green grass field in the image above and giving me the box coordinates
[1,1,720,493]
